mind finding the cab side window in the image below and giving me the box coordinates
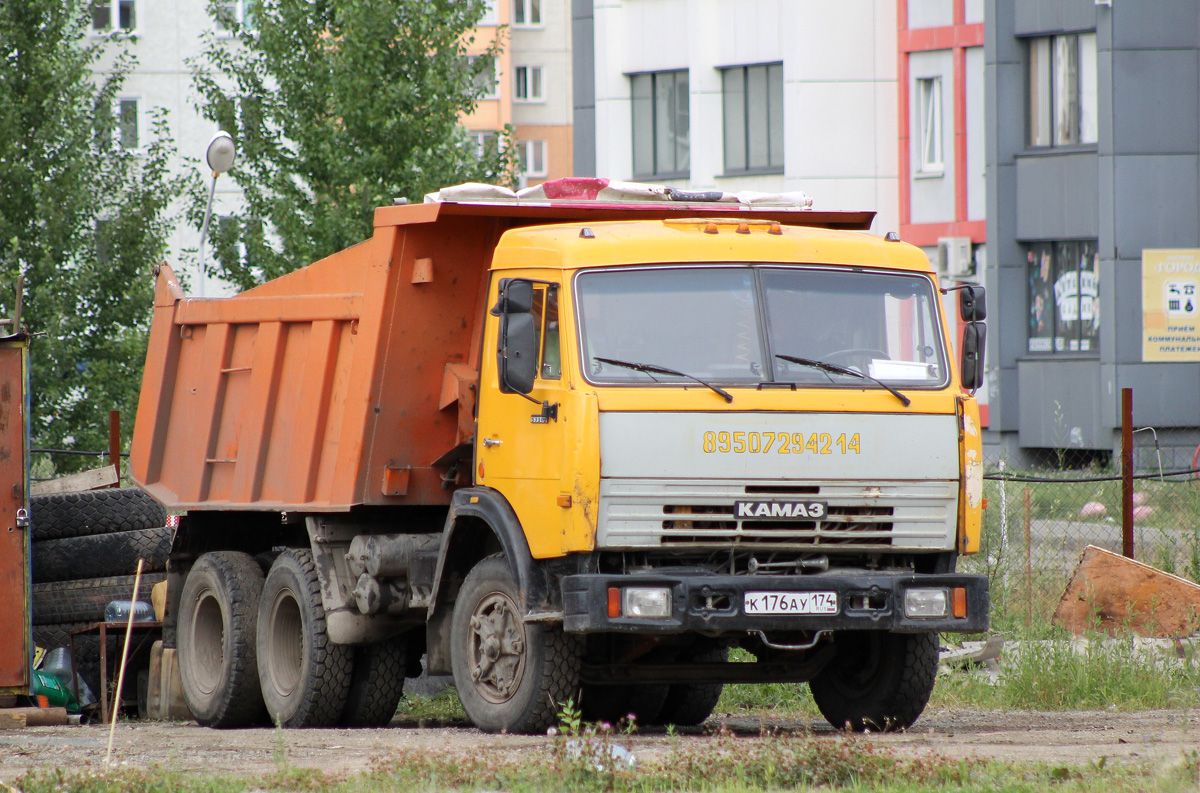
[541,285,560,380]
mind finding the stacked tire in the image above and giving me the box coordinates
[29,488,171,711]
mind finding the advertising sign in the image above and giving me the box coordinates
[1143,249,1200,361]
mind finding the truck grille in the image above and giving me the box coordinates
[598,479,957,551]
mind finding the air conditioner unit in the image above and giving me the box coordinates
[937,237,974,277]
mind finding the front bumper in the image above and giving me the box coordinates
[562,572,988,634]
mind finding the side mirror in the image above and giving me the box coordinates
[500,313,539,394]
[495,279,534,315]
[959,285,986,322]
[960,322,986,391]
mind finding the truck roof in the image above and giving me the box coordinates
[486,217,931,274]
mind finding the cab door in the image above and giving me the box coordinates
[0,335,30,694]
[476,277,570,559]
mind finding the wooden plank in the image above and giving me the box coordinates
[31,465,118,496]
[1053,545,1200,637]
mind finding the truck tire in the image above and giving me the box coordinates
[32,526,174,583]
[177,551,267,728]
[581,682,669,725]
[340,638,407,727]
[451,554,582,733]
[652,645,727,727]
[31,488,167,542]
[257,549,352,728]
[808,631,937,732]
[32,574,167,624]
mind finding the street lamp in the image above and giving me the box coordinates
[197,131,237,297]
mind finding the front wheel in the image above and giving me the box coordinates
[808,631,937,732]
[451,554,582,733]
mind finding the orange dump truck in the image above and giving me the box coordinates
[132,179,988,733]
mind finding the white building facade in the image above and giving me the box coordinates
[574,0,902,234]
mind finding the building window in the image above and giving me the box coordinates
[100,99,139,149]
[1027,241,1099,354]
[93,0,136,31]
[916,76,943,174]
[721,63,783,174]
[468,56,500,100]
[514,66,543,102]
[518,139,547,178]
[1028,33,1097,148]
[470,130,501,159]
[479,0,498,25]
[513,0,541,26]
[631,70,689,179]
[214,0,256,32]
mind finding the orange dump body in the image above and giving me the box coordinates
[131,201,874,512]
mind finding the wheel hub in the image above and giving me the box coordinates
[467,592,526,703]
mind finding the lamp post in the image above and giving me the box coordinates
[197,131,237,298]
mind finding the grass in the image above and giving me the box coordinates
[11,730,1200,793]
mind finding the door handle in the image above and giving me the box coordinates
[483,438,503,447]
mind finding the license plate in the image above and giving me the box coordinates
[734,500,827,520]
[744,591,839,615]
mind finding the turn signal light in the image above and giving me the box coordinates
[607,587,621,618]
[952,587,968,619]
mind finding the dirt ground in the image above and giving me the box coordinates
[1,708,1196,780]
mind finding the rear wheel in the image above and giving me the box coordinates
[653,644,727,726]
[580,682,669,725]
[451,554,581,733]
[177,551,267,728]
[257,549,352,728]
[808,631,937,732]
[340,638,407,727]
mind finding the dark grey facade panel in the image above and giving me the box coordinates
[1109,1,1200,50]
[985,62,1025,167]
[1111,50,1199,155]
[571,0,596,177]
[995,264,1029,368]
[989,366,1022,432]
[1112,364,1200,428]
[1014,154,1099,241]
[1113,155,1200,254]
[1103,257,1141,365]
[1017,359,1104,447]
[1013,0,1096,37]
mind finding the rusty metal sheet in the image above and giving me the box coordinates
[0,337,29,693]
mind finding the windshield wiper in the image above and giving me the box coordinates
[775,354,911,407]
[594,357,733,403]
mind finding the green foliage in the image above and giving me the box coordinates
[0,0,192,470]
[190,0,519,290]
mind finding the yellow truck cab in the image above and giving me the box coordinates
[133,178,987,735]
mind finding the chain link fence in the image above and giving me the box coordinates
[959,451,1200,630]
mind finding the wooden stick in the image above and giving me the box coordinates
[105,558,145,771]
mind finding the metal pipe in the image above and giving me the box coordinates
[1121,388,1134,558]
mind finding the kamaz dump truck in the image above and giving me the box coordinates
[131,179,988,733]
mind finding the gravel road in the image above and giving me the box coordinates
[1,708,1195,781]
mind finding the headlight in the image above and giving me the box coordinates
[904,588,949,618]
[621,587,672,618]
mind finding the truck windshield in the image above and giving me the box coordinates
[576,265,948,388]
